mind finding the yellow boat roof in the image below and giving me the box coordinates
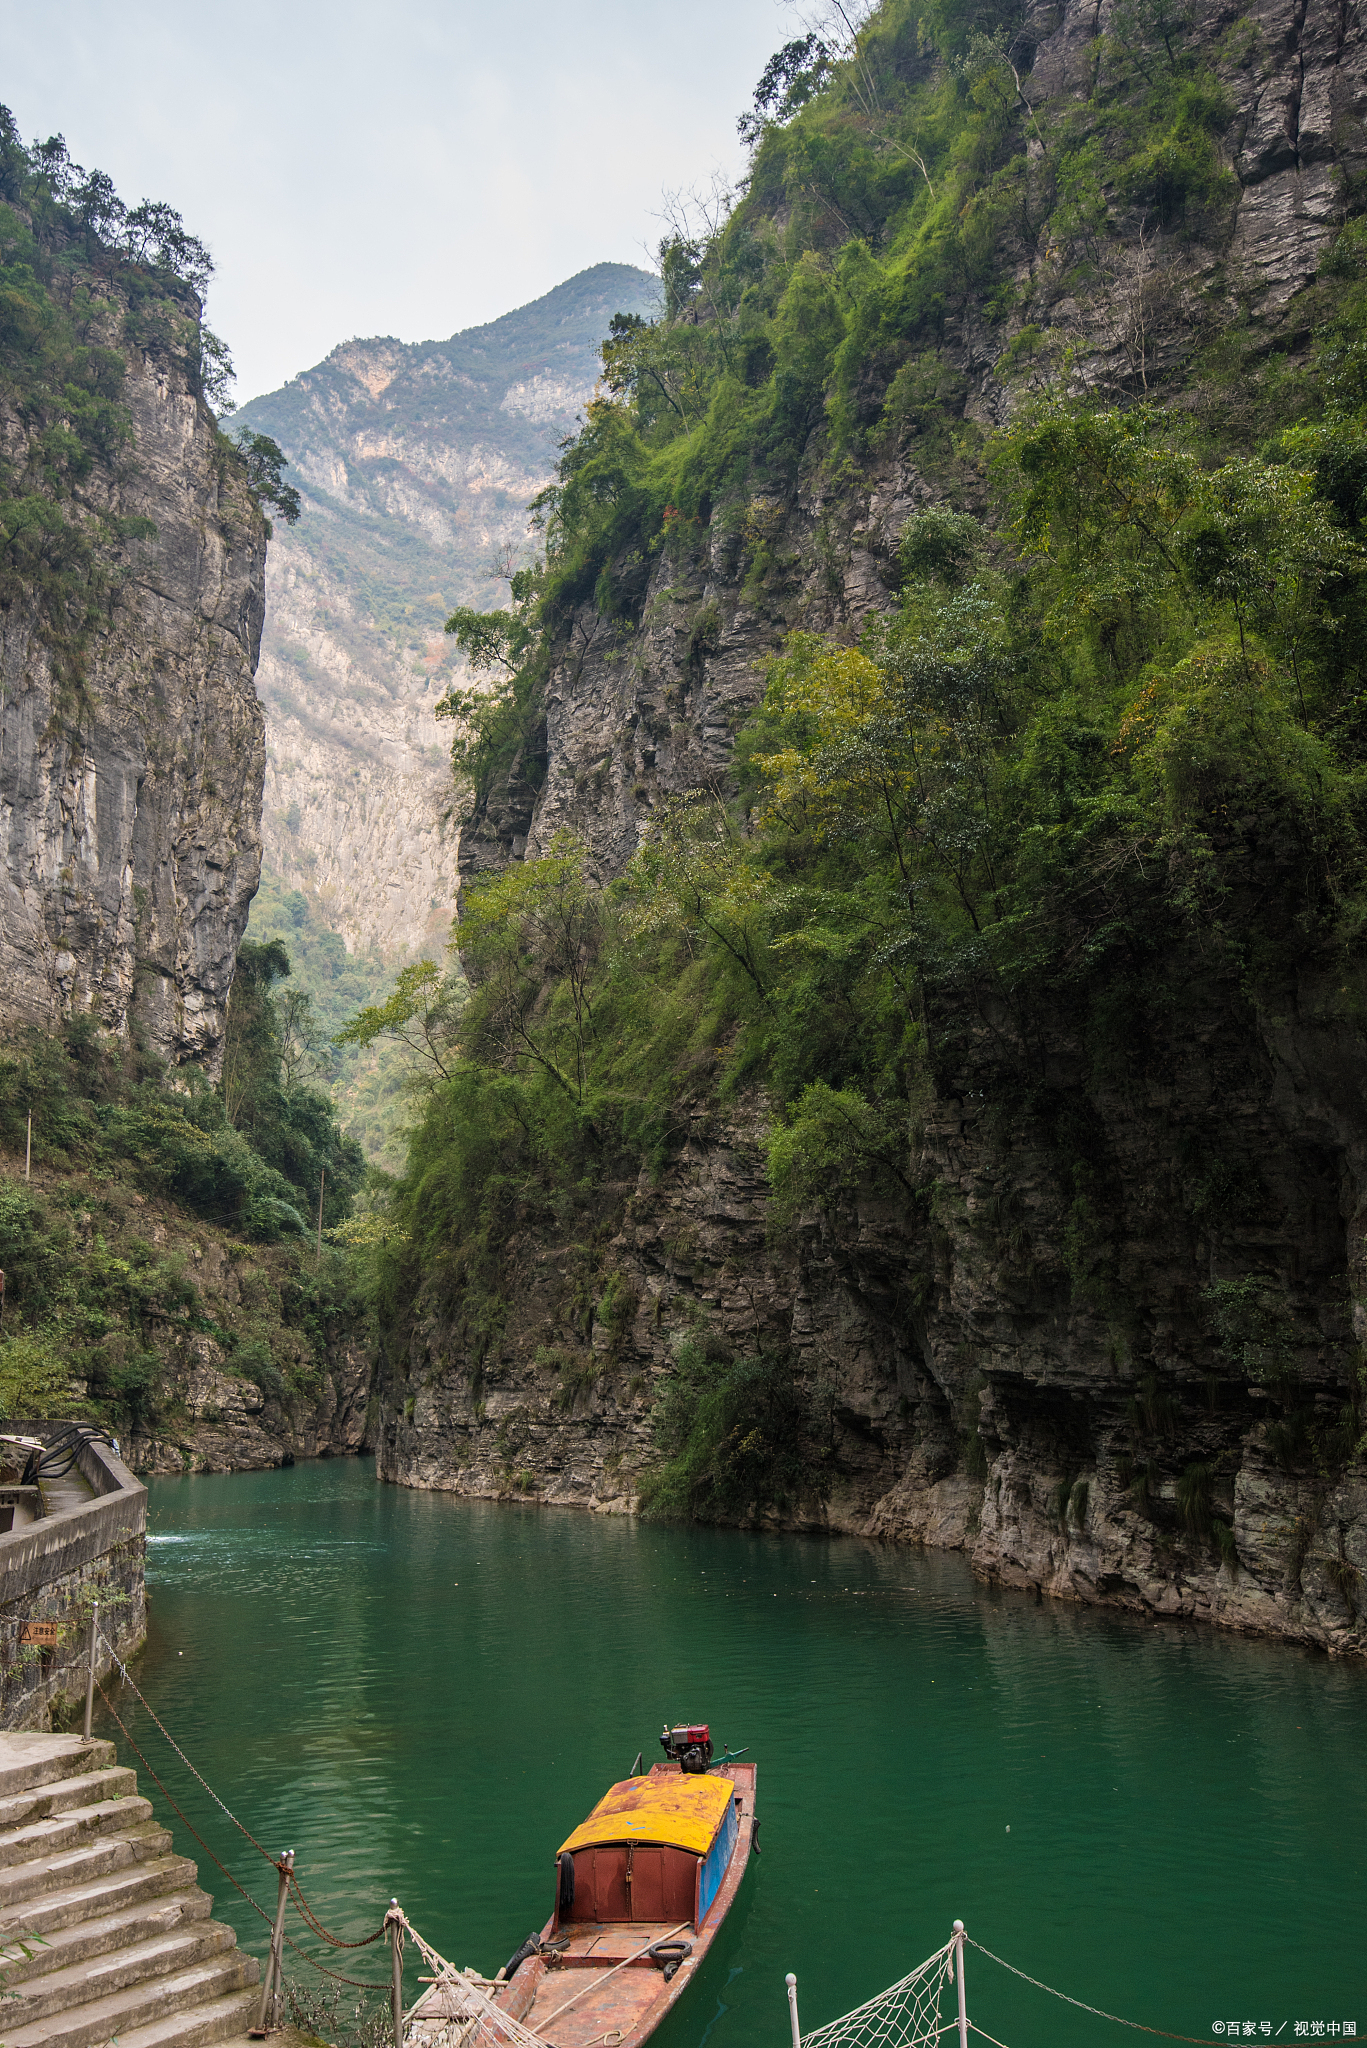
[558,1773,734,1858]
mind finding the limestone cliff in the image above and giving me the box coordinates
[375,0,1367,1662]
[231,266,658,962]
[0,214,267,1071]
[463,0,1367,882]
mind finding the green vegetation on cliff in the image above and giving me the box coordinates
[380,0,1367,1520]
[0,1003,365,1435]
[0,104,296,695]
[0,110,343,1432]
[245,872,465,1168]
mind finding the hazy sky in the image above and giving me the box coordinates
[5,0,792,405]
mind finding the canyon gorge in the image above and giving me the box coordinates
[6,0,1367,1670]
[231,263,658,962]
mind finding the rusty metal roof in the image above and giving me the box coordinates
[558,1773,734,1858]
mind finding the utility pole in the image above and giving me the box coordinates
[25,1111,31,1181]
[316,1166,325,1262]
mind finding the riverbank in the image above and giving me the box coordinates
[103,1460,1366,2048]
[0,1152,374,1477]
[374,1357,1367,1667]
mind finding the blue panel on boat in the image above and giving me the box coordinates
[696,1794,738,1924]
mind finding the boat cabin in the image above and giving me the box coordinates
[554,1771,740,1932]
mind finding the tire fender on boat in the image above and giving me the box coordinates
[501,1934,541,1982]
[557,1849,576,1917]
[751,1815,761,1856]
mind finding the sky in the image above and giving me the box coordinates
[4,0,793,405]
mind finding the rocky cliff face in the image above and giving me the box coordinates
[0,267,267,1072]
[129,1328,371,1474]
[376,962,1367,1659]
[464,0,1367,883]
[232,265,658,961]
[377,0,1367,1660]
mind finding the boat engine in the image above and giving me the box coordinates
[660,1722,713,1773]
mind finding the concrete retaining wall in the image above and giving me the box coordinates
[0,1429,147,1731]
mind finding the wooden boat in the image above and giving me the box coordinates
[410,1724,757,2048]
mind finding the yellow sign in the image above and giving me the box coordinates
[20,1622,59,1646]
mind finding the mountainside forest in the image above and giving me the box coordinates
[0,114,367,1458]
[364,0,1367,1655]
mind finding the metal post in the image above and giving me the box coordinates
[786,1972,802,2048]
[316,1168,325,1262]
[82,1602,98,1741]
[255,1849,294,2034]
[389,1899,404,2048]
[953,1920,969,2048]
[24,1111,31,1182]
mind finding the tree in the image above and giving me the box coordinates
[277,987,323,1093]
[436,564,544,782]
[458,837,605,1103]
[737,35,832,147]
[222,939,366,1227]
[199,330,235,414]
[333,961,466,1082]
[221,939,292,1128]
[443,558,542,677]
[232,430,301,528]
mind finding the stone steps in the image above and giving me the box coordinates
[104,1987,265,2048]
[0,1766,138,1832]
[6,1921,239,2024]
[0,1795,157,1870]
[0,1851,204,1938]
[1,1952,258,2048]
[0,1738,123,1800]
[0,1825,175,1909]
[3,1886,213,1983]
[0,1735,260,2048]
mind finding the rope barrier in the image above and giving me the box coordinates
[96,1635,275,1866]
[94,1675,276,1933]
[92,1654,392,1994]
[98,1634,386,1953]
[966,1937,1223,2046]
[290,1870,386,1949]
[398,1912,549,2048]
[281,1950,395,1994]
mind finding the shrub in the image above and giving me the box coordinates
[640,1337,831,1522]
[1177,1461,1213,1537]
[0,1327,76,1419]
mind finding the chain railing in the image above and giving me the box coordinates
[90,1631,405,2040]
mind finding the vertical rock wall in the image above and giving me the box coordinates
[379,0,1367,1659]
[230,264,659,963]
[0,279,266,1072]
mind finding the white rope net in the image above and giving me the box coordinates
[799,1938,957,2048]
[400,1918,958,2048]
[400,1916,547,2048]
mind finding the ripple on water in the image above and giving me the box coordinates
[113,1463,1367,2048]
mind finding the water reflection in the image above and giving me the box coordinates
[107,1462,1367,2048]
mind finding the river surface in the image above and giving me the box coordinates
[103,1461,1364,2048]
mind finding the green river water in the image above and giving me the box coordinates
[102,1460,1364,2048]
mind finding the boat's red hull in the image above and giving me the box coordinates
[495,1760,757,2048]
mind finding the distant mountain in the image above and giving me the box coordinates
[234,262,659,966]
